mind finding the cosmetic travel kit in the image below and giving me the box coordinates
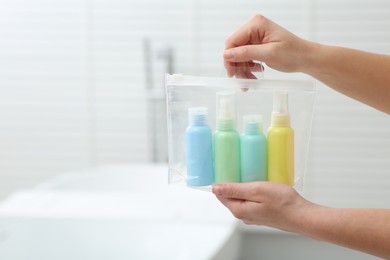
[166,74,315,192]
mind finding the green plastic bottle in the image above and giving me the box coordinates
[214,91,240,183]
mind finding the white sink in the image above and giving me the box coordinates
[0,164,380,260]
[0,164,238,260]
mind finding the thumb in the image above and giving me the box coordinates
[224,44,272,63]
[212,182,262,201]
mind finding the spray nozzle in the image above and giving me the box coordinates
[272,92,289,116]
[216,91,236,130]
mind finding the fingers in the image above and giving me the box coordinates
[224,60,264,78]
[223,14,270,78]
[224,14,268,50]
[224,44,273,63]
[215,195,253,221]
[212,182,264,201]
[235,68,256,80]
[224,60,236,77]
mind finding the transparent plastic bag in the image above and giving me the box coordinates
[166,74,315,192]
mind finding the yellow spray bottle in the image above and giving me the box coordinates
[267,92,294,186]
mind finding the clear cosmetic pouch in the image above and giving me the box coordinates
[166,74,315,192]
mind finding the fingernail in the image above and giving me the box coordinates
[224,50,235,60]
[212,184,222,195]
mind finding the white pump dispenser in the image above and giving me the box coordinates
[271,92,290,127]
[216,91,236,130]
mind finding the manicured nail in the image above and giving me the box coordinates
[224,50,235,60]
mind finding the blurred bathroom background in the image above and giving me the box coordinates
[0,0,390,228]
[0,1,390,259]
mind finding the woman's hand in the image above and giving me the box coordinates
[213,181,390,258]
[212,181,314,232]
[224,14,390,113]
[223,14,317,78]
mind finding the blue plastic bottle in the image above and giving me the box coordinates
[186,107,214,186]
[240,115,267,182]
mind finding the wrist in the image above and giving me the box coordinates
[284,199,324,235]
[290,202,335,240]
[299,40,323,75]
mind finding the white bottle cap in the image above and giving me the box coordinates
[188,107,207,125]
[243,114,263,134]
[242,115,263,134]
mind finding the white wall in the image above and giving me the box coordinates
[305,0,390,208]
[0,0,389,207]
[0,0,194,197]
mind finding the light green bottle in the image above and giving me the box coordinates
[214,91,240,183]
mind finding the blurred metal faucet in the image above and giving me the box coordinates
[157,46,174,75]
[143,38,174,163]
